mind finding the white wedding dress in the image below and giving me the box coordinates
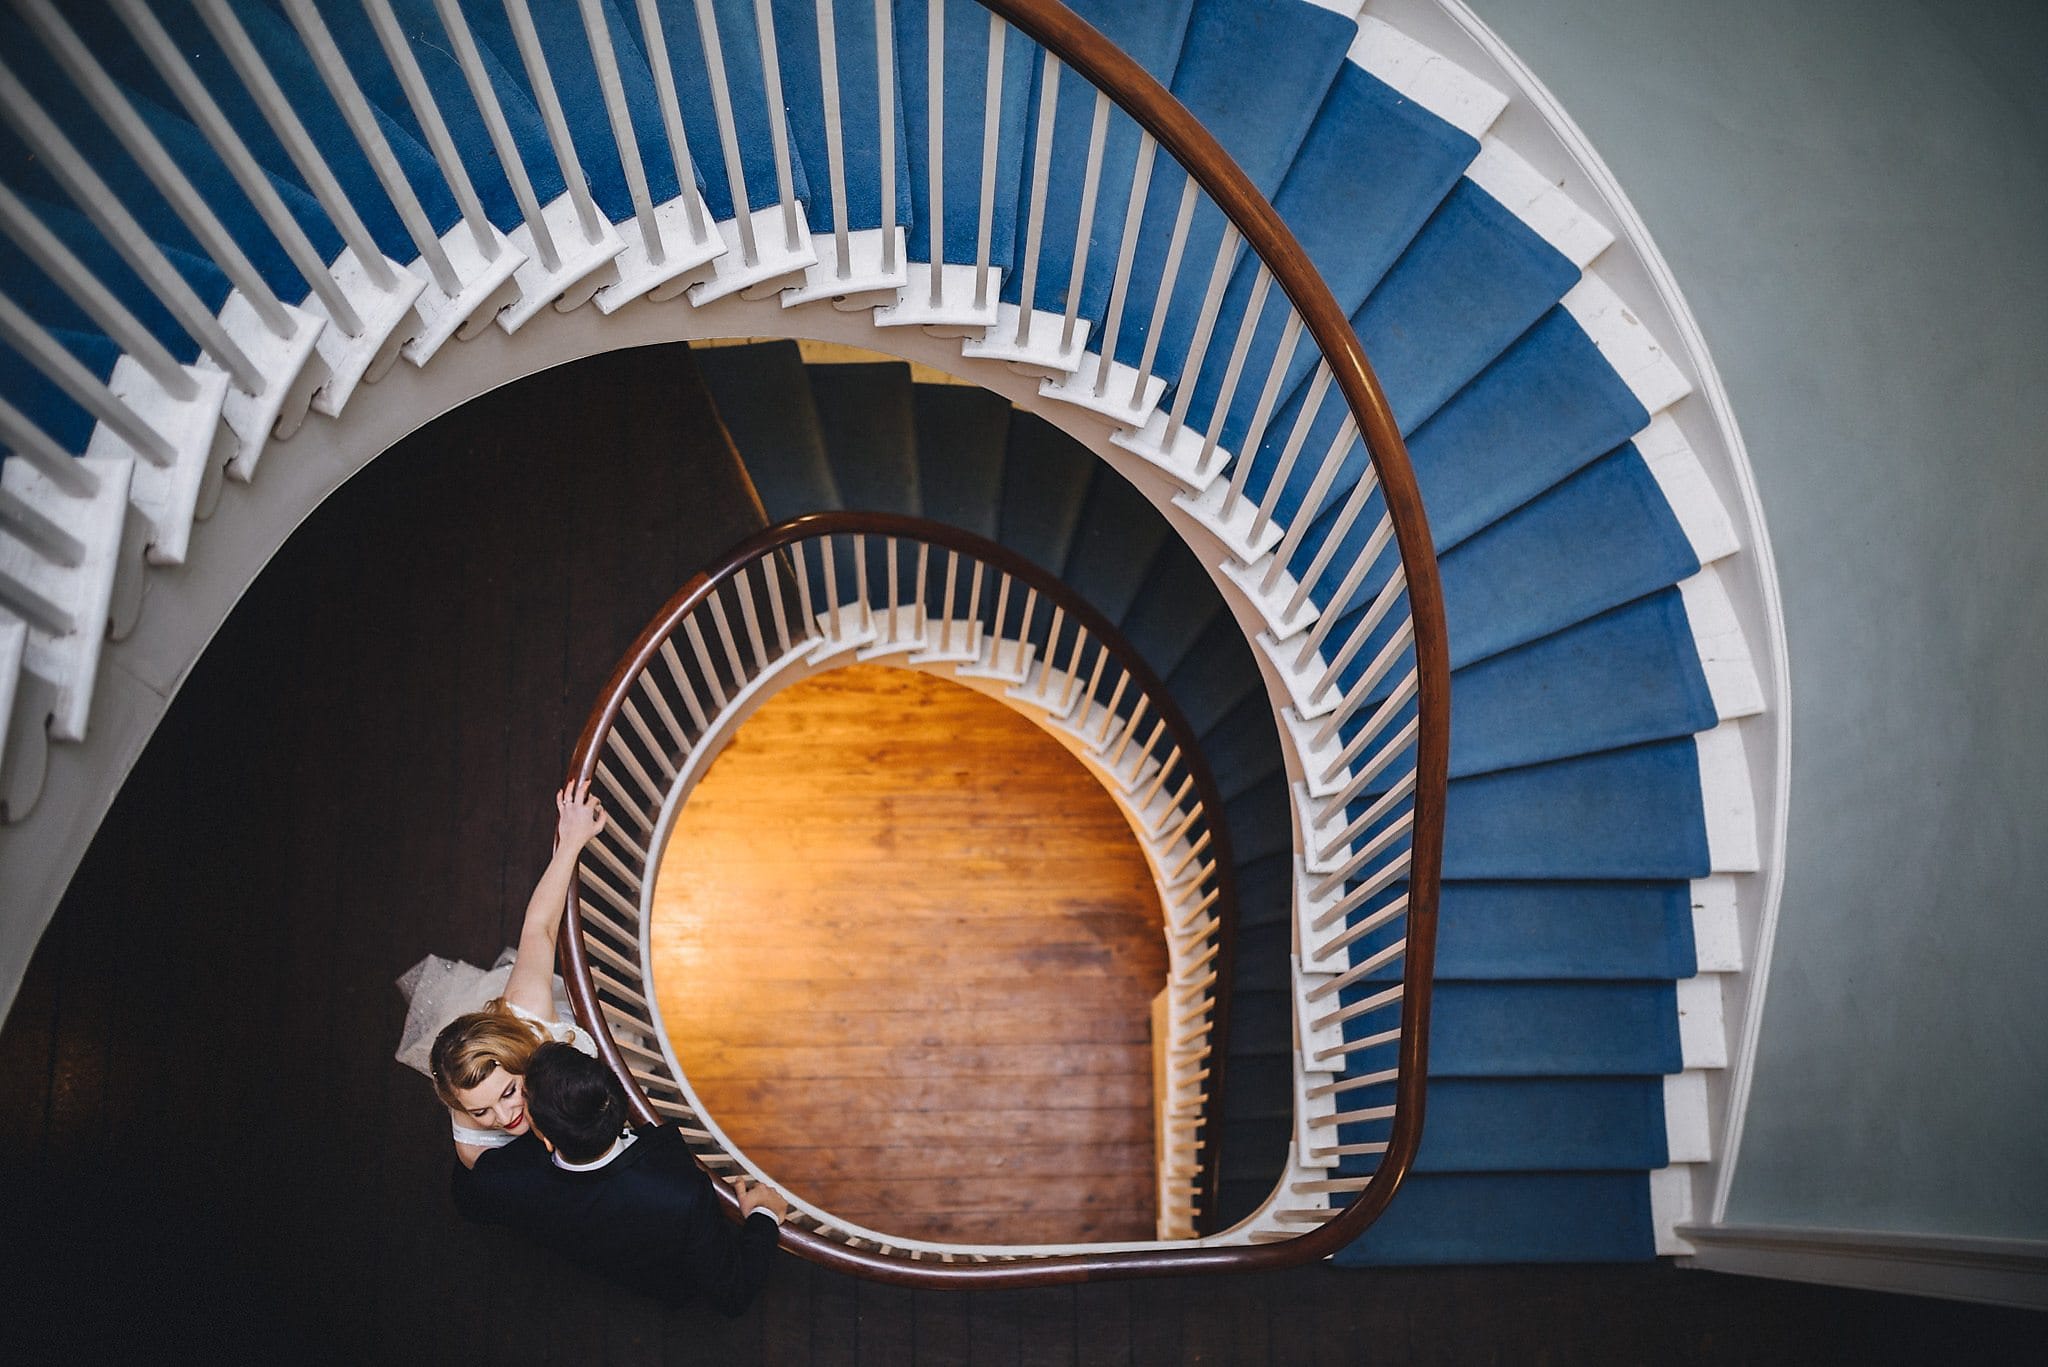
[395,950,598,1149]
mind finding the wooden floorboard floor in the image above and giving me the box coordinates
[651,665,1165,1245]
[0,343,2038,1362]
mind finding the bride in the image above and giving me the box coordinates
[395,780,608,1167]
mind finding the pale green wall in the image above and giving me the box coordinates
[1461,0,2048,1237]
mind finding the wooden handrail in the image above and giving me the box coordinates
[972,0,1450,1269]
[560,511,1238,1239]
[562,0,1448,1286]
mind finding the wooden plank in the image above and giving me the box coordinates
[673,1042,1151,1081]
[737,1143,1153,1183]
[679,1072,1152,1115]
[658,1003,1156,1048]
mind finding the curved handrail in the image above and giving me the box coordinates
[969,0,1450,1267]
[562,511,1237,1252]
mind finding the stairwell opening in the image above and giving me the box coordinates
[646,662,1167,1246]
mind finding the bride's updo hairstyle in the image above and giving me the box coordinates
[429,1004,545,1111]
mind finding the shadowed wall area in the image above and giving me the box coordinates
[0,344,2035,1361]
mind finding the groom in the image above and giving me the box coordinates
[451,1041,787,1313]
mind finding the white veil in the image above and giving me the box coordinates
[392,948,520,1078]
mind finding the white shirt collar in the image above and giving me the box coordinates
[550,1127,639,1172]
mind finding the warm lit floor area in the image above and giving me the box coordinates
[649,664,1168,1246]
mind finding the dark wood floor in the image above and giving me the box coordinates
[0,343,2038,1362]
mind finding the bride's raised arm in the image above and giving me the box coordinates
[501,780,608,1020]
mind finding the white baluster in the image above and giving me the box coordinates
[783,0,906,306]
[1057,93,1113,354]
[18,2,305,351]
[925,0,945,300]
[0,294,174,471]
[658,638,711,730]
[494,0,625,314]
[1308,573,1409,723]
[0,57,314,483]
[1044,132,1166,424]
[815,0,851,278]
[1282,480,1387,649]
[747,0,802,254]
[964,53,1083,373]
[579,0,722,309]
[0,184,196,403]
[112,0,428,405]
[874,0,898,275]
[630,0,711,247]
[427,0,606,328]
[0,396,99,498]
[0,393,132,739]
[0,209,224,564]
[683,0,816,301]
[733,565,769,670]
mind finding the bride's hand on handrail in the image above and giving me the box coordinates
[554,778,607,850]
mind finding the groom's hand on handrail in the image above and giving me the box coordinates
[737,1180,790,1226]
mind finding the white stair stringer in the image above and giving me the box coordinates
[499,193,628,331]
[1110,408,1233,495]
[0,455,131,744]
[596,194,729,312]
[873,261,1003,334]
[961,304,1090,378]
[403,220,526,362]
[684,204,820,305]
[201,291,328,479]
[783,227,911,308]
[84,358,228,569]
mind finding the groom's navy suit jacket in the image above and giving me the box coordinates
[451,1124,778,1314]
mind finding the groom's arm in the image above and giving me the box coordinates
[663,1150,780,1317]
[688,1202,781,1319]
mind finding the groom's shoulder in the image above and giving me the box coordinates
[616,1126,715,1199]
[450,1135,551,1218]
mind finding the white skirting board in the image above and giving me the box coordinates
[1678,1223,2048,1311]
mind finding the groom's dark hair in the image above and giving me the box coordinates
[526,1043,630,1164]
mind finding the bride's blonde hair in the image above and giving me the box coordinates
[429,1002,546,1110]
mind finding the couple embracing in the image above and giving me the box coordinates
[397,782,789,1313]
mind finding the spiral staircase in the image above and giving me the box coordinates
[0,0,1780,1276]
